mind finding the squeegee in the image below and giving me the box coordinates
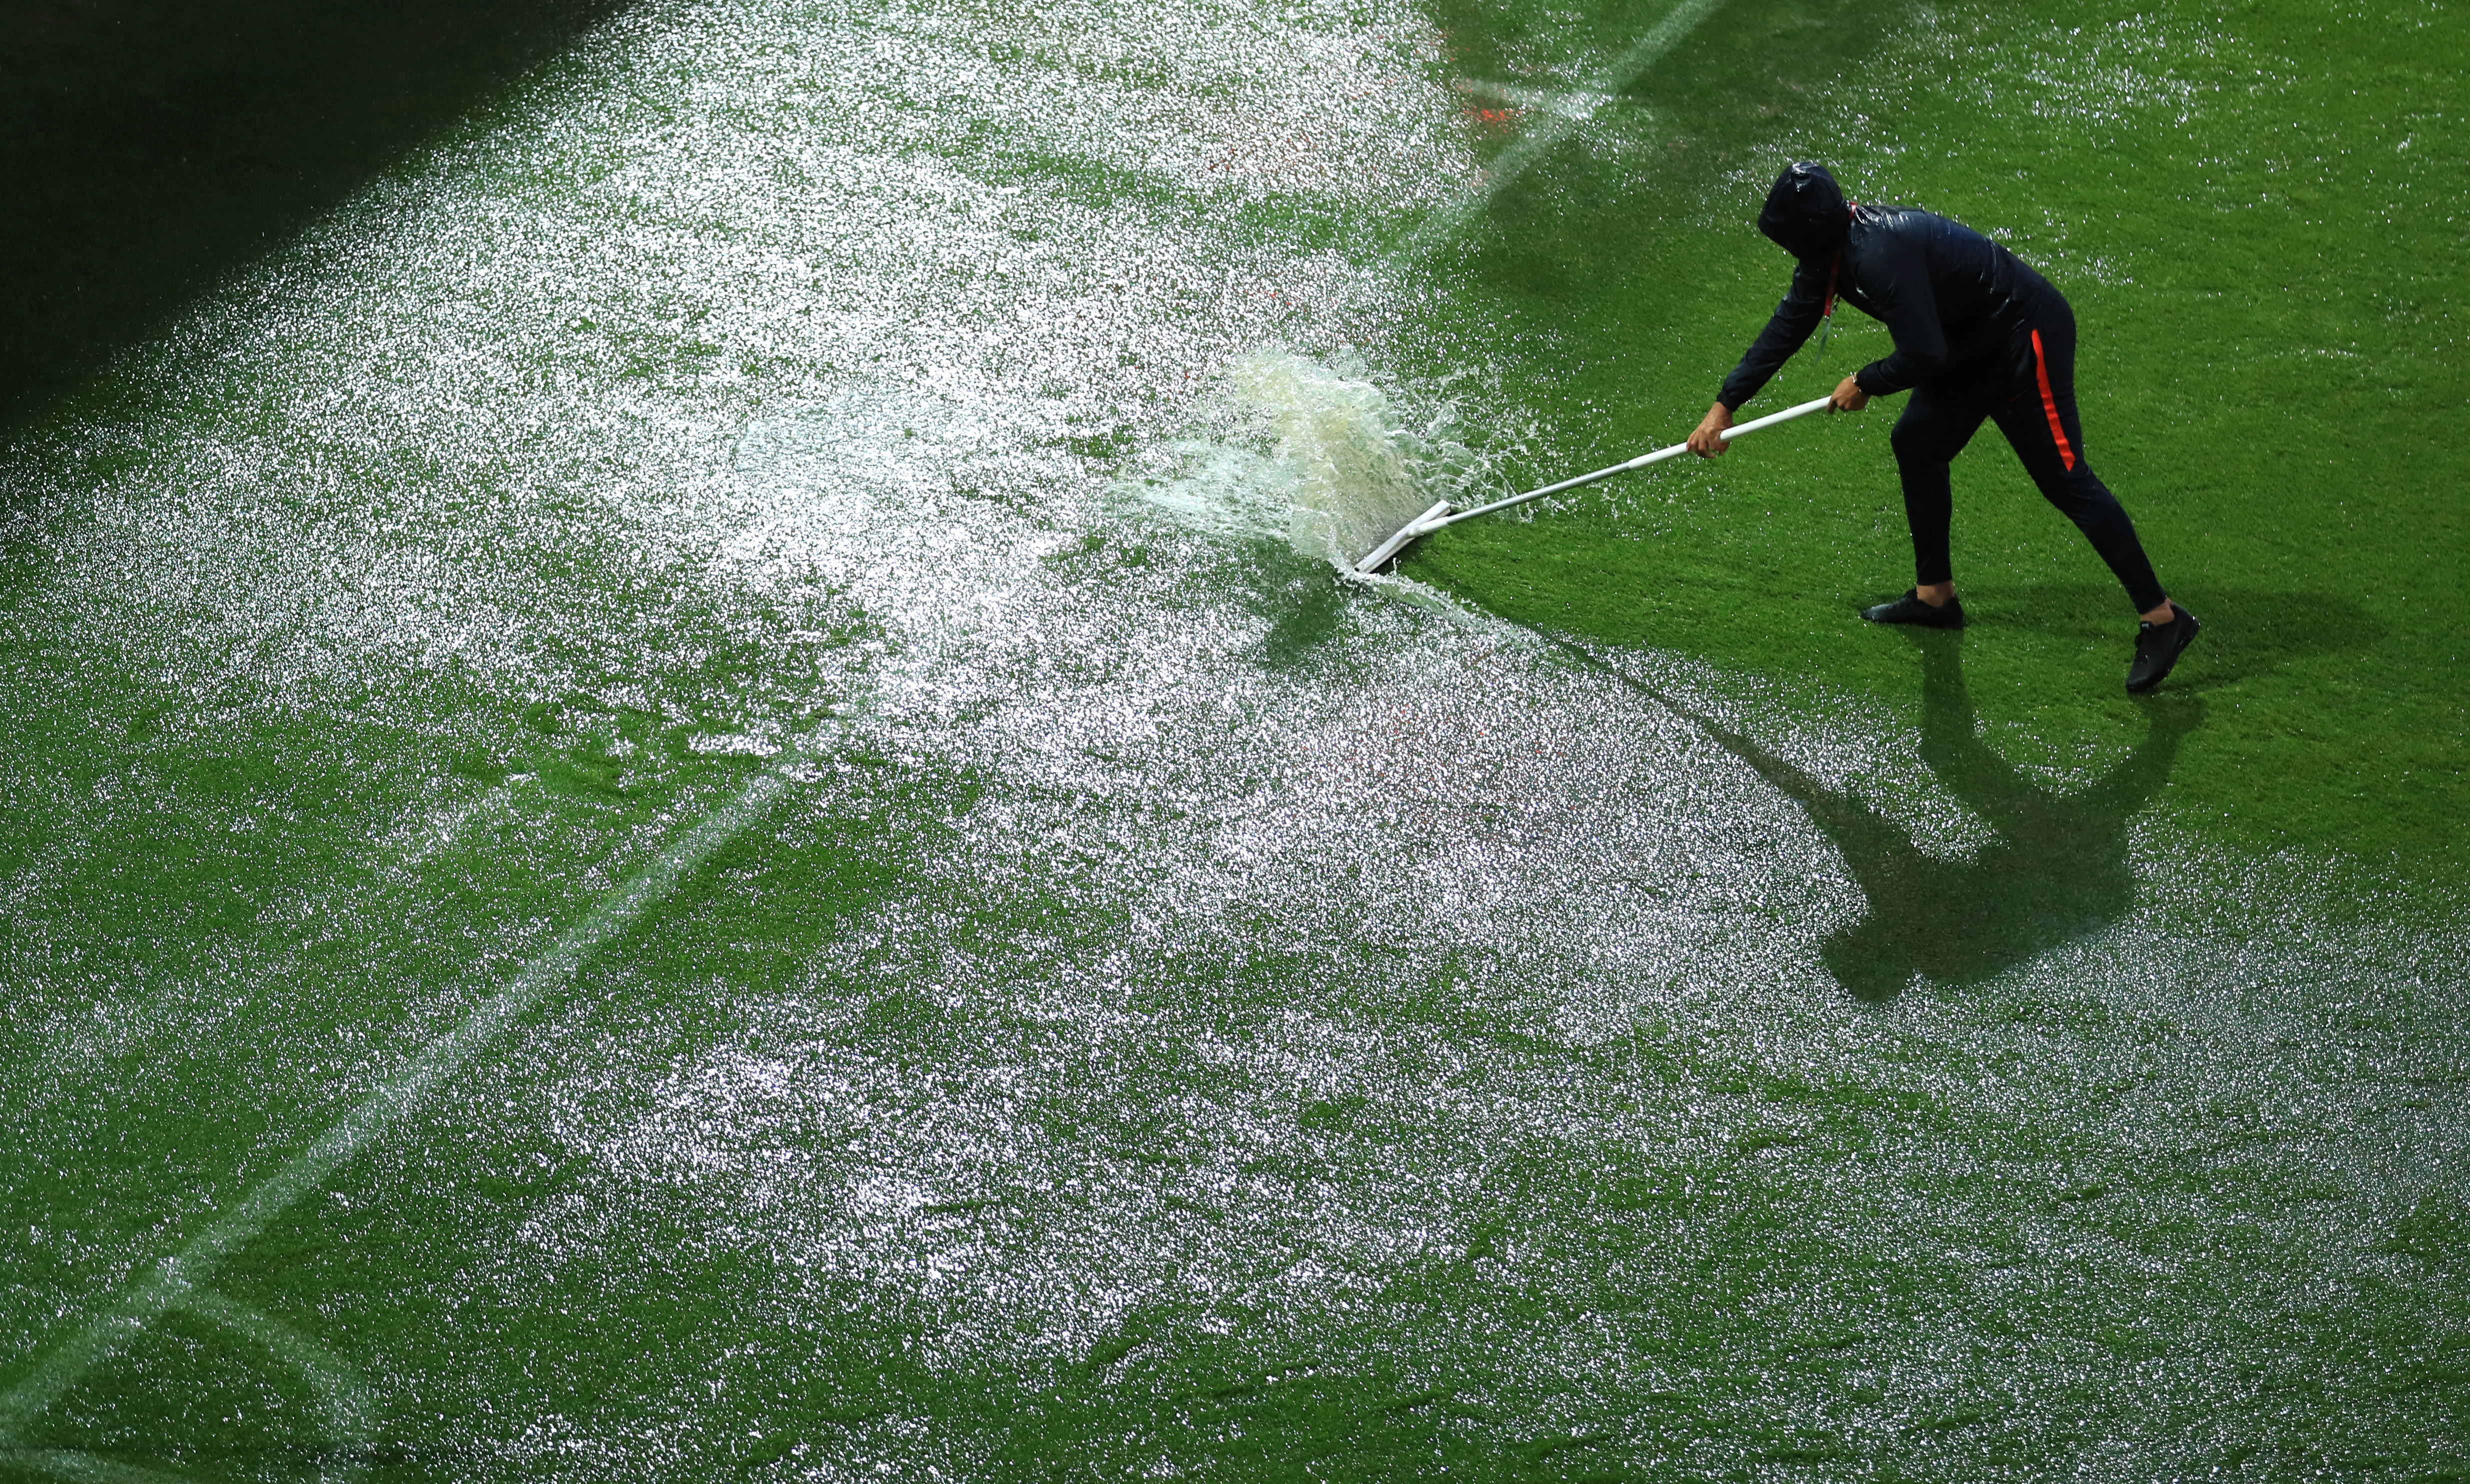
[1352,394,1836,574]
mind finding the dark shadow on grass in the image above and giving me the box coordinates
[1982,584,2383,692]
[0,0,623,432]
[1577,628,2201,1002]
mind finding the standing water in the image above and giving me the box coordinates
[0,0,2462,1479]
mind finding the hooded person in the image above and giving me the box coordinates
[1687,162,2202,694]
[1756,160,1853,261]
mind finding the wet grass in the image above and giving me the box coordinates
[0,0,2463,1479]
[24,821,2457,1480]
[1389,0,2470,894]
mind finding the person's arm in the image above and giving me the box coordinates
[1718,257,1829,411]
[1692,257,1831,455]
[1849,234,1946,397]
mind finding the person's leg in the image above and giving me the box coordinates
[1991,300,2199,691]
[1990,302,2169,616]
[1887,382,1990,606]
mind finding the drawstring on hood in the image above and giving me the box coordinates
[1759,162,1854,361]
[1818,245,1842,358]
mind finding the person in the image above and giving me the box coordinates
[1686,162,2201,693]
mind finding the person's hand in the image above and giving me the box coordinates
[1830,375,1870,412]
[1687,402,1734,458]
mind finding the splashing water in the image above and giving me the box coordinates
[1130,351,1513,569]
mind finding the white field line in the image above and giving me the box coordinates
[1452,77,1612,119]
[6,1288,382,1484]
[1396,0,1726,259]
[0,739,828,1444]
[0,983,198,1124]
[176,1289,375,1449]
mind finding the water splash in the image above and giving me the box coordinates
[1128,350,1518,569]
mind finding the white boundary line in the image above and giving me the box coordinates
[1396,0,1727,258]
[0,736,829,1445]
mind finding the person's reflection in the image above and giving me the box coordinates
[1686,631,2199,1002]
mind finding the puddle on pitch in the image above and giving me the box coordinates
[0,0,2462,1479]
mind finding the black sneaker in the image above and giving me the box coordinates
[1860,590,1965,628]
[2127,606,2201,693]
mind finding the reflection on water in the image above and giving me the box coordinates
[1689,631,2200,1001]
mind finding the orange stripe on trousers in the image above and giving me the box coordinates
[2031,328,2076,471]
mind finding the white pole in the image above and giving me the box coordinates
[1352,395,1836,574]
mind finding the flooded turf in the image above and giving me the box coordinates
[0,0,2465,1479]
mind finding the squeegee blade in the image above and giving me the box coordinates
[1351,500,1456,574]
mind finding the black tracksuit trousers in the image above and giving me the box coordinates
[1889,298,2166,614]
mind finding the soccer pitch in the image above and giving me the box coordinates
[0,0,2464,1478]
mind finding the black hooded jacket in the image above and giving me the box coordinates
[1718,164,2059,410]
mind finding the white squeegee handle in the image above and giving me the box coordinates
[1352,394,1835,573]
[1432,394,1835,531]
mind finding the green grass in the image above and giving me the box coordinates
[1,0,2465,1479]
[1388,0,2469,891]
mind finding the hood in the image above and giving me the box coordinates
[1757,162,1849,260]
